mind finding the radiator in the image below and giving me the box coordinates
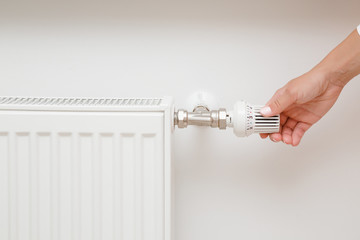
[0,97,174,240]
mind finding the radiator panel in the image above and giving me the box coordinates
[0,133,9,239]
[0,106,172,240]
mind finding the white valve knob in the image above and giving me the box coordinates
[227,101,280,137]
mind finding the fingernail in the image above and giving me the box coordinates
[270,137,279,142]
[260,106,272,116]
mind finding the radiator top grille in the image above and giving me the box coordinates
[0,97,162,106]
[0,97,171,111]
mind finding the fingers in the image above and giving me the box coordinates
[281,119,311,146]
[262,115,310,146]
[281,118,298,145]
[292,122,311,146]
[279,113,288,125]
[269,133,282,142]
[268,113,287,142]
[261,113,287,142]
[261,87,296,117]
[260,133,269,139]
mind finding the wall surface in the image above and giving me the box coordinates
[1,0,360,239]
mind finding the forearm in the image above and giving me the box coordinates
[314,27,360,87]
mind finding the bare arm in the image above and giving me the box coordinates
[318,28,360,87]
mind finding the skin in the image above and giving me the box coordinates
[260,28,360,146]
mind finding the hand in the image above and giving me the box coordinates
[260,28,360,146]
[260,70,344,146]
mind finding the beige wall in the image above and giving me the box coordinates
[1,0,360,239]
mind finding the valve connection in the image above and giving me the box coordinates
[174,101,280,137]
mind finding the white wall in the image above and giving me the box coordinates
[1,0,360,239]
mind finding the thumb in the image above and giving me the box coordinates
[261,88,296,116]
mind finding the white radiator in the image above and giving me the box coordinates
[0,97,174,240]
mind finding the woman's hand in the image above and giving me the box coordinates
[260,70,343,146]
[260,28,360,146]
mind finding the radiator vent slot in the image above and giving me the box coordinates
[0,97,162,106]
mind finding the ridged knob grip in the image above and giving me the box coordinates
[228,101,280,137]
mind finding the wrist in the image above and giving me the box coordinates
[311,29,360,88]
[313,64,349,88]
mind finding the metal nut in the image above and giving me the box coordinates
[210,110,218,128]
[218,108,227,129]
[176,109,188,128]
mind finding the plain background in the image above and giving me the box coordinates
[1,0,360,239]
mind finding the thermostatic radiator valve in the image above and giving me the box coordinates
[174,100,280,137]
